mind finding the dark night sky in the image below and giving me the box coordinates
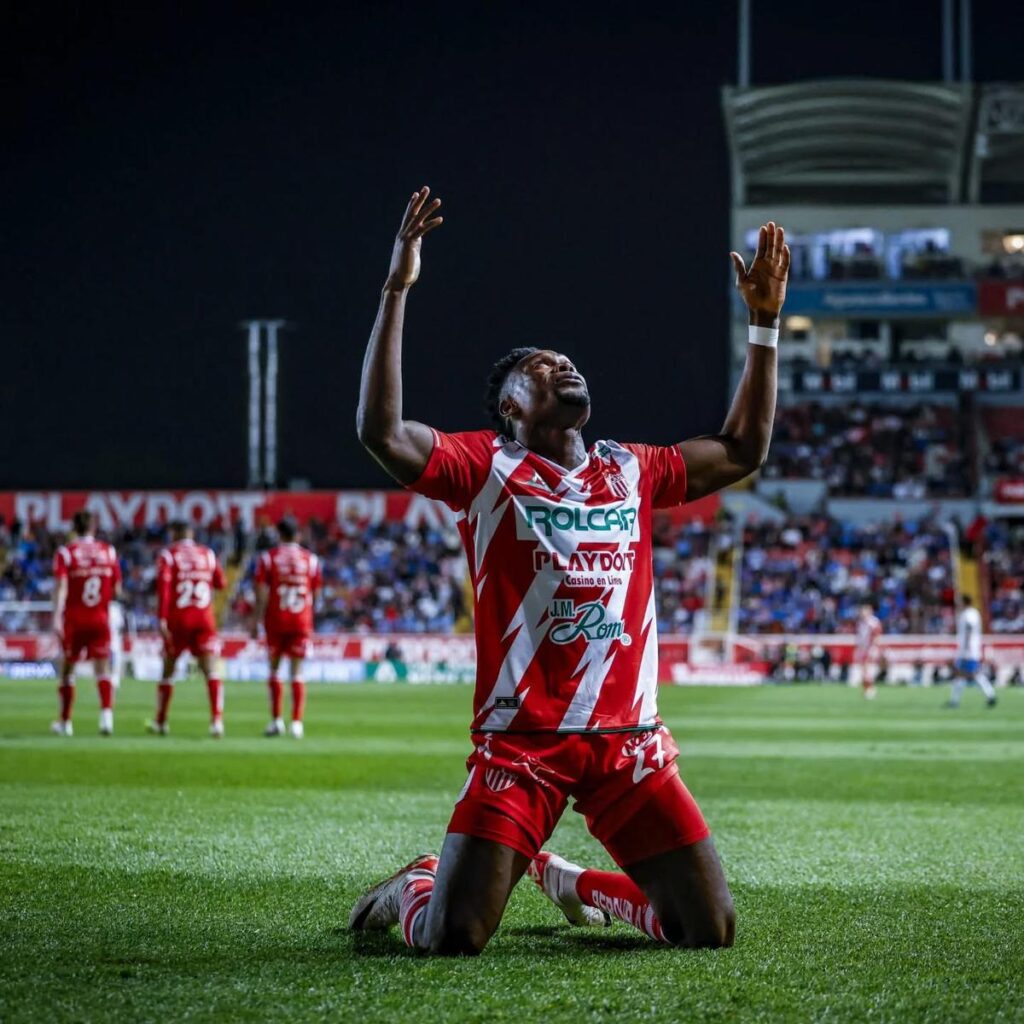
[3,1,1018,489]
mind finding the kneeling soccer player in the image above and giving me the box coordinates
[350,188,788,953]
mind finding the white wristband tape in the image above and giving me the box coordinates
[748,325,779,348]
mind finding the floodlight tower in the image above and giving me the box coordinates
[241,319,288,488]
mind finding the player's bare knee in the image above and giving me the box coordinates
[426,919,488,956]
[661,898,735,949]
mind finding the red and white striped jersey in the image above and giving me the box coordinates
[409,429,688,733]
[157,540,225,631]
[255,544,322,634]
[855,613,882,655]
[53,537,121,625]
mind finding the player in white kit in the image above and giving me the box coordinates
[946,595,996,709]
[854,603,882,700]
[108,600,125,687]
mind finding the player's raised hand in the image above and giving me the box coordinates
[730,222,790,326]
[385,186,443,292]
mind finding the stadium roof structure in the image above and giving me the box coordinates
[970,84,1024,203]
[722,80,1024,206]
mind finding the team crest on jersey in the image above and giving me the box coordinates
[484,767,517,793]
[603,454,630,499]
[549,600,631,646]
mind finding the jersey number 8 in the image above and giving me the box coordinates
[81,576,103,607]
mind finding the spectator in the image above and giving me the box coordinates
[762,402,969,497]
[737,514,956,635]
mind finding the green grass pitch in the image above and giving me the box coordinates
[1,678,1022,1023]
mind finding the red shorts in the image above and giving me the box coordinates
[266,629,312,660]
[447,726,710,867]
[62,621,111,662]
[165,625,221,660]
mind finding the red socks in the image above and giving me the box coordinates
[291,680,306,723]
[269,677,284,719]
[97,678,114,711]
[156,682,174,724]
[58,683,75,722]
[206,677,224,721]
[399,860,438,947]
[576,869,666,942]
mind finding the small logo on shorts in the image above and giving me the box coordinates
[484,767,517,793]
[622,730,666,785]
[494,697,520,709]
[620,730,657,759]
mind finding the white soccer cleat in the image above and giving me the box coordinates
[348,853,439,931]
[210,719,225,739]
[864,687,878,700]
[264,718,285,737]
[145,720,169,736]
[290,720,304,739]
[50,720,73,737]
[528,851,611,928]
[99,710,114,736]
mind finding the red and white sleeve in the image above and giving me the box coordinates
[406,429,498,510]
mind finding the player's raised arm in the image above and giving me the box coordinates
[356,187,445,485]
[680,222,789,501]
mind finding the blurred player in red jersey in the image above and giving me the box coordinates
[51,511,122,736]
[349,189,787,954]
[148,522,226,737]
[252,519,322,739]
[855,601,883,700]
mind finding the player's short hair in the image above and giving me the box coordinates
[277,518,297,542]
[72,510,96,536]
[168,520,192,540]
[860,599,875,611]
[961,594,973,606]
[484,347,539,435]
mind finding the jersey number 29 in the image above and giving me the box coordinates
[176,580,212,609]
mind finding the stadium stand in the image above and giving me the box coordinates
[981,519,1024,633]
[1,509,971,639]
[981,407,1024,478]
[736,515,956,635]
[652,517,717,633]
[0,516,467,636]
[761,402,970,498]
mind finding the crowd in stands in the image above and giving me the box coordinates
[981,253,1024,279]
[651,516,716,634]
[737,515,956,635]
[986,436,1024,477]
[231,518,466,634]
[1,508,1018,640]
[981,519,1024,633]
[0,516,466,635]
[767,240,1024,284]
[762,402,970,498]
